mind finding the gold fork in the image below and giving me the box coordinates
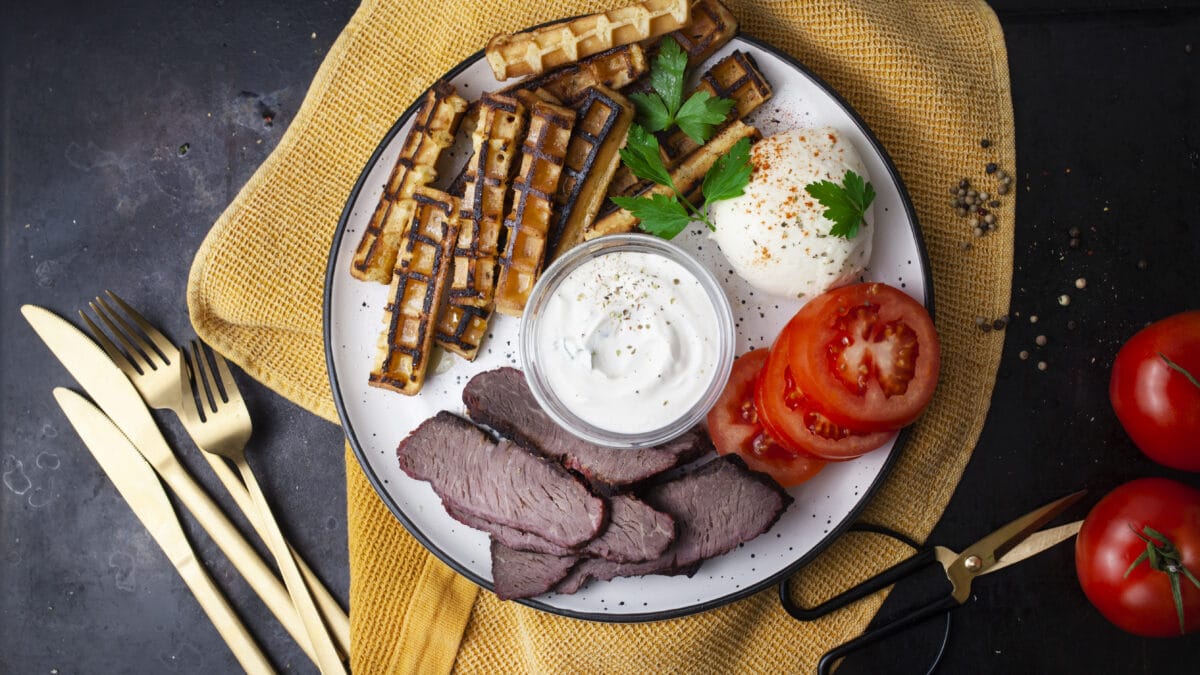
[180,339,345,675]
[80,292,350,659]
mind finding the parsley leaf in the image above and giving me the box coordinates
[612,38,752,239]
[702,137,753,206]
[632,37,735,140]
[650,37,687,120]
[629,91,672,133]
[675,91,736,145]
[611,193,693,239]
[618,125,674,188]
[804,169,876,239]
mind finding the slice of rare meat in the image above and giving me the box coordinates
[397,411,605,548]
[554,455,792,594]
[451,493,675,563]
[462,367,712,488]
[491,540,577,601]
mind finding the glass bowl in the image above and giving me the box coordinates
[519,233,735,448]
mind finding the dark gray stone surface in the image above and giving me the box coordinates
[2,1,1199,673]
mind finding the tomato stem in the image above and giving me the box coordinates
[1159,352,1200,390]
[1125,524,1200,634]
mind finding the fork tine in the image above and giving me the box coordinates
[79,309,141,375]
[89,299,154,372]
[96,295,163,366]
[190,339,220,413]
[179,342,205,422]
[209,346,243,407]
[104,290,177,363]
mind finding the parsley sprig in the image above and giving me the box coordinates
[612,38,750,240]
[629,38,734,144]
[613,131,751,239]
[804,169,876,239]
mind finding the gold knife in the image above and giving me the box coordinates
[21,305,329,666]
[54,388,276,674]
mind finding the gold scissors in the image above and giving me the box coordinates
[780,491,1086,674]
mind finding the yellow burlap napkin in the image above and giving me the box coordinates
[187,0,1015,670]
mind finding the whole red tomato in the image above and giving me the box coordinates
[1109,310,1200,471]
[1076,478,1200,637]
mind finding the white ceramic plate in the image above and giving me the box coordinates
[325,34,930,622]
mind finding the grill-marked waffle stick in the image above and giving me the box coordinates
[493,101,577,316]
[351,82,467,283]
[370,187,461,395]
[548,85,635,262]
[485,0,689,80]
[436,94,527,360]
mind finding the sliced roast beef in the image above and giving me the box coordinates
[554,558,702,596]
[396,411,606,548]
[462,367,712,488]
[451,493,675,563]
[585,494,675,562]
[490,540,578,601]
[448,504,576,556]
[553,455,792,594]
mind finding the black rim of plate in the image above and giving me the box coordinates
[324,32,933,623]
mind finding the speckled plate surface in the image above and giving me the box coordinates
[325,34,930,622]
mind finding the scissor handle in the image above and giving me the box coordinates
[779,546,942,621]
[816,594,959,675]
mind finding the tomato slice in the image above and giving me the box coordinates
[787,283,940,432]
[755,335,897,460]
[706,350,826,487]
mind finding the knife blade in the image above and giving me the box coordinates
[53,387,275,674]
[21,304,322,665]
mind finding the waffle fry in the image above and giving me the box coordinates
[498,44,648,107]
[485,0,690,80]
[493,101,577,317]
[586,120,759,240]
[657,0,738,67]
[547,85,635,262]
[369,187,461,395]
[435,94,528,360]
[351,82,467,283]
[609,50,772,197]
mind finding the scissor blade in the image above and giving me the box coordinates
[962,490,1086,572]
[982,520,1083,576]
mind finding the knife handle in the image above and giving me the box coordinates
[154,459,325,665]
[197,449,351,655]
[175,552,277,674]
[237,458,346,675]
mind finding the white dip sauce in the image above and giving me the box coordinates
[535,250,719,434]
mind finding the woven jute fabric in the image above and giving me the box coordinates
[187,0,1015,671]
